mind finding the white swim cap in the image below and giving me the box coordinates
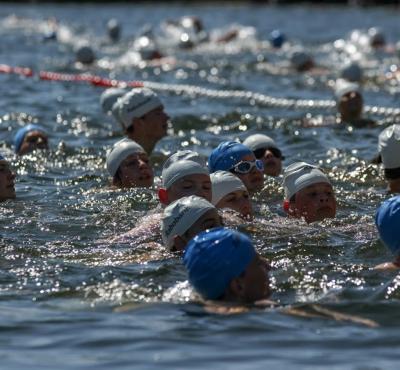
[75,43,95,64]
[378,124,400,170]
[283,162,331,200]
[106,139,146,177]
[162,150,209,189]
[242,134,278,151]
[340,62,363,83]
[161,195,215,250]
[334,78,361,101]
[100,88,127,114]
[116,88,162,129]
[210,171,247,205]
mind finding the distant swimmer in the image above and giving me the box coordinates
[107,18,121,43]
[74,42,96,65]
[208,141,264,195]
[106,139,153,189]
[183,227,271,304]
[282,162,337,224]
[14,124,48,156]
[210,171,252,219]
[374,196,400,270]
[0,154,16,202]
[334,79,375,127]
[112,88,170,155]
[242,134,284,177]
[374,124,400,193]
[161,195,222,252]
[158,150,212,205]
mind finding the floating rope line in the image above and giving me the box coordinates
[1,64,400,117]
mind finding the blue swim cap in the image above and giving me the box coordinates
[183,227,256,300]
[269,30,286,48]
[376,196,400,255]
[13,124,46,153]
[208,141,253,173]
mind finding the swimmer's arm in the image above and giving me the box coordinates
[373,261,400,271]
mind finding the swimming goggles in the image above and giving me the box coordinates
[230,159,264,174]
[253,147,284,160]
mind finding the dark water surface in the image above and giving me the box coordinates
[1,3,400,369]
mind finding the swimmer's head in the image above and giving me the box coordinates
[208,141,264,194]
[107,18,121,42]
[134,35,162,60]
[340,62,363,83]
[335,79,363,122]
[161,195,221,252]
[159,151,211,205]
[0,154,16,202]
[106,139,153,188]
[368,27,386,49]
[376,196,400,256]
[210,171,252,218]
[100,88,127,115]
[74,43,96,65]
[283,162,336,223]
[183,227,270,303]
[269,29,286,48]
[290,49,314,72]
[243,134,284,177]
[14,124,48,155]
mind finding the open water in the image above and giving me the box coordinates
[1,2,400,369]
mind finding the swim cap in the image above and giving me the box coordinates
[368,27,385,47]
[183,227,256,300]
[283,162,331,200]
[290,49,313,70]
[161,195,216,250]
[106,139,146,177]
[378,124,400,170]
[269,29,286,48]
[162,150,209,189]
[13,124,47,153]
[334,78,361,101]
[242,134,278,151]
[340,62,363,83]
[208,141,253,173]
[107,18,121,41]
[116,88,162,130]
[375,196,400,255]
[210,171,246,205]
[100,88,127,114]
[75,43,95,64]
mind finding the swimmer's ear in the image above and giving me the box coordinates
[158,188,169,205]
[173,235,187,252]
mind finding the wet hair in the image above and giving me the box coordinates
[385,167,400,181]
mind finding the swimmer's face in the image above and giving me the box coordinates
[289,182,337,223]
[184,209,222,243]
[233,154,264,194]
[19,130,48,155]
[141,106,170,141]
[216,189,253,218]
[116,153,154,188]
[167,174,212,204]
[338,92,363,122]
[0,161,16,201]
[255,148,283,177]
[239,254,271,303]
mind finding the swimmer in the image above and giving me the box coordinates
[112,88,170,155]
[374,196,400,270]
[374,124,400,193]
[210,171,252,218]
[158,150,212,205]
[0,154,16,201]
[340,62,363,83]
[14,124,48,155]
[161,195,222,252]
[106,139,153,188]
[282,162,337,224]
[334,79,374,127]
[107,18,121,42]
[100,87,127,115]
[290,49,315,72]
[183,227,270,304]
[243,134,284,177]
[74,43,96,65]
[208,141,264,194]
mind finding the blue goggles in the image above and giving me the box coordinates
[230,159,264,174]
